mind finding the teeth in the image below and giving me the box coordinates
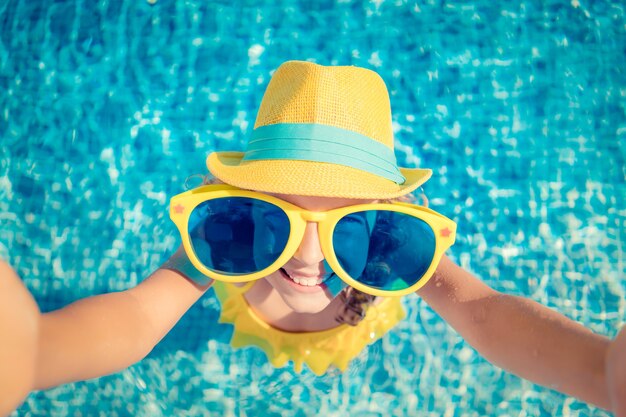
[282,269,323,286]
[292,276,323,286]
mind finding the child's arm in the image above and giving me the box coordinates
[0,261,40,417]
[418,255,612,410]
[607,325,626,416]
[34,249,212,389]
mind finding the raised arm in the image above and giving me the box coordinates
[418,255,613,410]
[607,325,626,416]
[0,261,40,416]
[35,247,213,389]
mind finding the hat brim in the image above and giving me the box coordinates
[206,152,432,199]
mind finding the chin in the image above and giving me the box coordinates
[282,294,332,314]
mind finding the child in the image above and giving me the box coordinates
[1,61,624,416]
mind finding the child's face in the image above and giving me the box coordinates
[261,192,376,314]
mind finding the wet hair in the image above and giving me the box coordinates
[189,174,422,327]
[334,287,376,325]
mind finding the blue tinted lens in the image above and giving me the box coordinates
[333,210,436,291]
[188,197,290,275]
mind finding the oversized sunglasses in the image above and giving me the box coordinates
[169,184,456,297]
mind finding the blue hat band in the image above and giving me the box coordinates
[242,123,406,184]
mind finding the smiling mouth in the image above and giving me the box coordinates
[279,268,324,287]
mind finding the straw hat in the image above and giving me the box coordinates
[206,60,432,199]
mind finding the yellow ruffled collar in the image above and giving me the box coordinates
[213,281,406,375]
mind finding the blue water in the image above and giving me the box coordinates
[1,0,624,416]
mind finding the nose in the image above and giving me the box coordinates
[292,222,325,265]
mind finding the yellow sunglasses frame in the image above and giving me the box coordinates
[170,184,457,297]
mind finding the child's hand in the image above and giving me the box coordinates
[606,325,626,416]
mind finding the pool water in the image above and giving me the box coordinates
[1,0,624,416]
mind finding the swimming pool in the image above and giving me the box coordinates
[1,0,624,415]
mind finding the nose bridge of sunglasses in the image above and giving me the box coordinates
[296,209,328,223]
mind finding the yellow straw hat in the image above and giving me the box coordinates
[206,60,432,199]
